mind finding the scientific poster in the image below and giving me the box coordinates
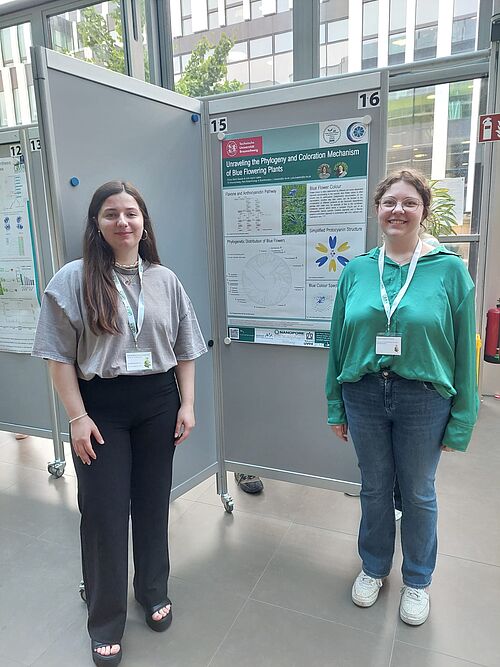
[221,118,369,347]
[0,157,40,353]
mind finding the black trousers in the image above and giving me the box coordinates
[73,371,179,643]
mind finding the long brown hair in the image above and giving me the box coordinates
[373,169,432,225]
[83,181,161,335]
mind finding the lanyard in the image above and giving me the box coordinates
[378,239,422,331]
[112,256,145,348]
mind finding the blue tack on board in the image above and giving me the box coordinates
[70,177,80,187]
[191,113,200,123]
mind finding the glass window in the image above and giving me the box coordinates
[250,36,272,58]
[362,38,378,69]
[274,51,292,83]
[1,27,15,64]
[320,23,326,45]
[249,56,273,88]
[172,0,291,95]
[277,0,292,11]
[25,63,37,122]
[208,12,219,29]
[229,41,248,62]
[0,73,8,127]
[227,5,245,25]
[363,1,379,38]
[0,22,33,127]
[181,0,192,17]
[388,33,405,65]
[390,0,406,31]
[451,17,477,54]
[49,2,125,75]
[327,41,348,75]
[415,0,438,25]
[182,17,193,35]
[328,19,348,42]
[387,81,480,247]
[10,68,22,125]
[227,60,250,87]
[275,31,293,53]
[454,0,478,17]
[415,26,437,61]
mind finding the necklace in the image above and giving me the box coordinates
[115,259,139,270]
[118,271,139,286]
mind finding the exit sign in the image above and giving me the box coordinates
[478,114,500,143]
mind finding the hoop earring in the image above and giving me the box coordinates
[141,229,149,241]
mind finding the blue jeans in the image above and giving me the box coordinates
[342,371,451,588]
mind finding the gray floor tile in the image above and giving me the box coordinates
[252,522,401,637]
[437,488,500,566]
[31,619,91,667]
[169,496,197,524]
[391,642,486,667]
[396,554,500,666]
[0,461,21,492]
[180,475,215,501]
[292,485,361,535]
[0,525,36,567]
[169,501,291,597]
[0,654,27,667]
[210,599,394,667]
[198,473,308,522]
[0,470,77,537]
[0,539,85,665]
[122,577,246,667]
[0,436,75,477]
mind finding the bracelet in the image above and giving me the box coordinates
[69,412,88,424]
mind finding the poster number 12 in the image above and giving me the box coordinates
[358,90,380,109]
[210,116,228,133]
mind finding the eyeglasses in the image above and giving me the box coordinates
[379,198,423,211]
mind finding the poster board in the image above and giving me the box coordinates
[208,72,388,490]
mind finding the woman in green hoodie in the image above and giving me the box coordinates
[326,169,478,626]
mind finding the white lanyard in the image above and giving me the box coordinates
[378,239,421,331]
[112,256,145,348]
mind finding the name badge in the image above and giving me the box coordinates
[376,334,402,356]
[126,350,153,372]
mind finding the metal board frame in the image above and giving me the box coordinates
[31,46,218,497]
[206,71,388,499]
[0,126,64,464]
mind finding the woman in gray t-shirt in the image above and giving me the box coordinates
[33,181,207,667]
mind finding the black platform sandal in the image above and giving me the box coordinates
[145,598,173,632]
[91,640,122,667]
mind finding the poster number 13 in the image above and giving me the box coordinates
[358,90,380,109]
[210,116,228,133]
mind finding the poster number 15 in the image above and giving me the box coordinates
[358,90,380,109]
[210,116,228,133]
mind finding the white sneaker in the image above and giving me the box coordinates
[395,509,402,521]
[400,586,430,625]
[352,571,383,607]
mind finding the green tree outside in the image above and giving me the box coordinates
[77,5,125,74]
[175,34,243,97]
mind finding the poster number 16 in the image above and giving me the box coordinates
[210,116,228,133]
[358,90,380,109]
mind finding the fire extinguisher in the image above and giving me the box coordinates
[484,299,500,364]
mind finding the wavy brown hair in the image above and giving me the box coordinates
[83,181,161,335]
[373,169,432,227]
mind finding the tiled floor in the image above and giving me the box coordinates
[0,398,499,666]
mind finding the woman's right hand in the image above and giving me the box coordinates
[331,423,348,442]
[70,416,104,465]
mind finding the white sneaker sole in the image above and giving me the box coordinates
[400,600,430,625]
[352,586,380,607]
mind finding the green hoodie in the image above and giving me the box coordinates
[325,246,479,451]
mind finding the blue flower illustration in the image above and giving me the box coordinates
[315,235,350,272]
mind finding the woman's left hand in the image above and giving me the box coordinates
[441,445,455,452]
[174,404,195,445]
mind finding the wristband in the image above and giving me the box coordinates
[69,412,88,424]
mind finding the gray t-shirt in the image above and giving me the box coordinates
[32,259,207,380]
